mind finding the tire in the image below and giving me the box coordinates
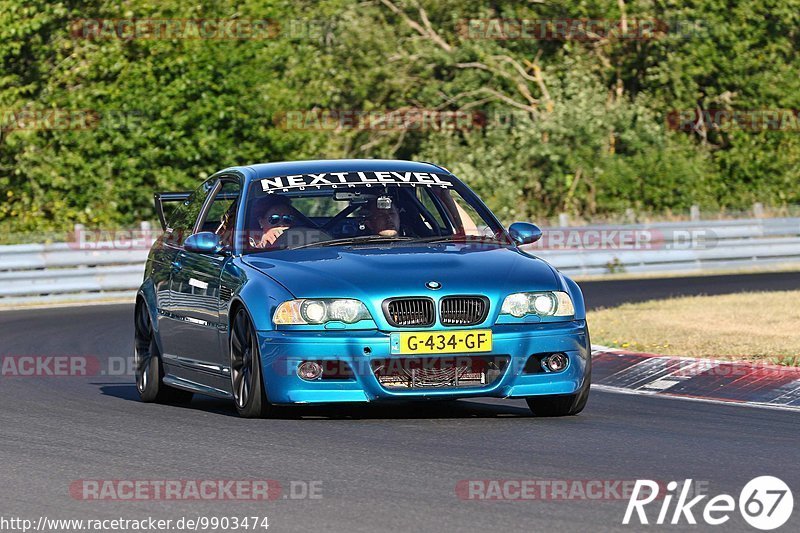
[134,303,194,404]
[526,363,591,417]
[230,308,272,418]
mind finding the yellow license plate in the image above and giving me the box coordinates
[390,330,492,355]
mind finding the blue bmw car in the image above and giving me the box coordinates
[135,159,591,417]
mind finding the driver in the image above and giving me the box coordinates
[251,195,299,248]
[360,196,401,237]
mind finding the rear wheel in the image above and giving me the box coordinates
[134,303,193,404]
[526,366,591,417]
[230,308,272,418]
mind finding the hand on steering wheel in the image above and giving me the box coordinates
[250,227,289,248]
[261,226,288,247]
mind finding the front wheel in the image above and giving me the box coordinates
[526,366,591,417]
[230,308,272,418]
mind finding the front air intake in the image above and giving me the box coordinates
[383,297,435,327]
[440,296,489,326]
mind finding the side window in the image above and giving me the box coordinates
[416,188,452,233]
[197,180,241,249]
[417,188,493,237]
[446,192,487,236]
[165,179,215,245]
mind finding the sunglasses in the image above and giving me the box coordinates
[265,214,294,226]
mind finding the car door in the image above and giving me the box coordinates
[164,178,241,374]
[157,178,216,361]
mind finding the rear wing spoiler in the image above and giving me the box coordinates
[154,191,191,230]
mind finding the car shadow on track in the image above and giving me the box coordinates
[97,384,534,419]
[268,400,534,420]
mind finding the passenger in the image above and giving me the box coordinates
[361,196,401,237]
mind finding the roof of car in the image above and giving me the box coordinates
[220,159,452,182]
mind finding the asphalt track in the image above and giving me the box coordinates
[1,272,798,532]
[580,270,800,309]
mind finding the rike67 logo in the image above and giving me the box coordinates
[624,476,794,530]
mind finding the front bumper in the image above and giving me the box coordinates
[258,320,590,404]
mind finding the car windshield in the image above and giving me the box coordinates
[240,170,508,252]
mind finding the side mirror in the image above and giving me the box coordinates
[508,222,543,245]
[184,232,224,254]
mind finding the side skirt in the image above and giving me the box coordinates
[163,374,232,399]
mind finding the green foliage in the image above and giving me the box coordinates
[1,0,798,235]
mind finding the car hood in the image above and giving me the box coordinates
[241,244,561,300]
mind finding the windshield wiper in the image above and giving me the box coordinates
[293,235,415,249]
[410,235,509,245]
[409,235,459,244]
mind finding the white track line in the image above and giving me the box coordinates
[593,384,800,413]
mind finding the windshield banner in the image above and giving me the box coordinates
[260,171,453,193]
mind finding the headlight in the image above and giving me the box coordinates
[500,291,574,317]
[273,299,372,325]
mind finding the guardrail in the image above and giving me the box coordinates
[523,217,800,276]
[1,217,799,305]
